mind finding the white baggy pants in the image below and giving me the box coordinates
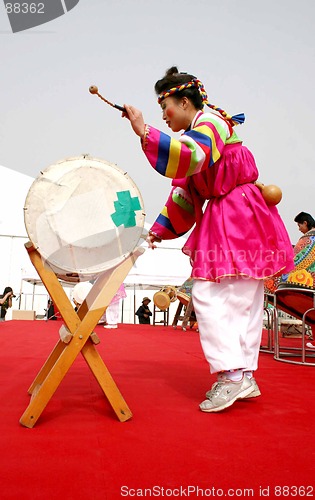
[192,277,264,374]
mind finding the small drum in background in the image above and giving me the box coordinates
[176,277,194,307]
[24,155,145,282]
[177,277,194,297]
[275,283,315,326]
[153,285,177,311]
[71,282,93,307]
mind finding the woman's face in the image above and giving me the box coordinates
[160,96,191,132]
[297,221,308,234]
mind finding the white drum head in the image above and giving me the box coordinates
[24,155,145,281]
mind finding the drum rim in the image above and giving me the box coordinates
[276,284,315,294]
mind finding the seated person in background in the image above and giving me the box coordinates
[279,212,315,289]
[177,277,197,329]
[177,277,194,296]
[294,211,315,237]
[265,211,315,293]
[0,287,15,321]
[136,297,152,324]
[264,212,315,346]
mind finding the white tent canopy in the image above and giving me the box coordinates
[0,166,35,302]
[0,165,33,237]
[124,223,191,287]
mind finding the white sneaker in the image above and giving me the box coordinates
[243,378,261,398]
[306,342,315,349]
[206,376,261,399]
[103,324,118,329]
[201,375,254,413]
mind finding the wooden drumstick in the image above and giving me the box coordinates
[89,85,126,112]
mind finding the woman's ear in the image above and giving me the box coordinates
[181,96,189,109]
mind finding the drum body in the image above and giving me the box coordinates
[72,282,93,306]
[176,291,191,308]
[24,155,145,281]
[153,285,177,311]
[275,283,315,326]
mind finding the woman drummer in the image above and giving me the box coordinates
[123,66,294,413]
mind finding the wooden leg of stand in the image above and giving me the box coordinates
[82,340,132,422]
[20,243,143,427]
[20,311,117,427]
[28,340,66,394]
[172,302,184,328]
[20,357,77,427]
[182,299,194,331]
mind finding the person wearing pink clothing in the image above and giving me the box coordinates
[123,66,294,412]
[102,283,126,329]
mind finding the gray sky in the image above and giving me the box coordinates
[1,0,314,242]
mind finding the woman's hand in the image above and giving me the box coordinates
[122,104,146,138]
[146,232,161,250]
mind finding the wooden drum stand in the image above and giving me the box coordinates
[20,155,145,427]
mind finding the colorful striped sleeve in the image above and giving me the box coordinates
[142,113,230,179]
[150,185,196,240]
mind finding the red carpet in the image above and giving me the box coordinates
[0,321,314,499]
